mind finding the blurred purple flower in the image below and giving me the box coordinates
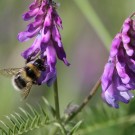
[101,15,135,108]
[18,0,69,86]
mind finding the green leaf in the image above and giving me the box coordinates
[54,122,66,135]
[68,120,83,135]
[10,114,21,125]
[0,127,7,135]
[0,97,51,135]
[76,104,135,135]
[19,107,33,120]
[42,97,56,117]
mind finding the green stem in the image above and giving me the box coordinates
[73,0,112,51]
[65,79,101,123]
[53,78,67,134]
[53,78,60,120]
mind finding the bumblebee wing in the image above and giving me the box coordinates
[22,82,33,99]
[0,68,22,77]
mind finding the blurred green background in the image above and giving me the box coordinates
[0,0,135,135]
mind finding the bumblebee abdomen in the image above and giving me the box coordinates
[13,75,27,90]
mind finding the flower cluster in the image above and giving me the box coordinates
[18,0,69,86]
[101,14,135,108]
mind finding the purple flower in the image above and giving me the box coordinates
[18,0,69,86]
[101,15,135,108]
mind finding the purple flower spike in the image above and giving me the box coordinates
[101,15,135,108]
[18,0,69,86]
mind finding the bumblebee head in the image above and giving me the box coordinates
[33,59,46,71]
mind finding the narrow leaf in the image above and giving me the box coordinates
[14,112,26,123]
[5,116,19,130]
[42,97,56,116]
[10,114,21,125]
[68,120,83,135]
[19,107,32,120]
[0,127,7,135]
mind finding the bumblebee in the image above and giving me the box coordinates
[0,58,46,99]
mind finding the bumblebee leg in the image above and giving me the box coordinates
[22,82,32,99]
[32,81,37,85]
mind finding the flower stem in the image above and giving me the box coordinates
[53,78,67,134]
[53,78,60,120]
[73,0,112,51]
[65,78,101,123]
